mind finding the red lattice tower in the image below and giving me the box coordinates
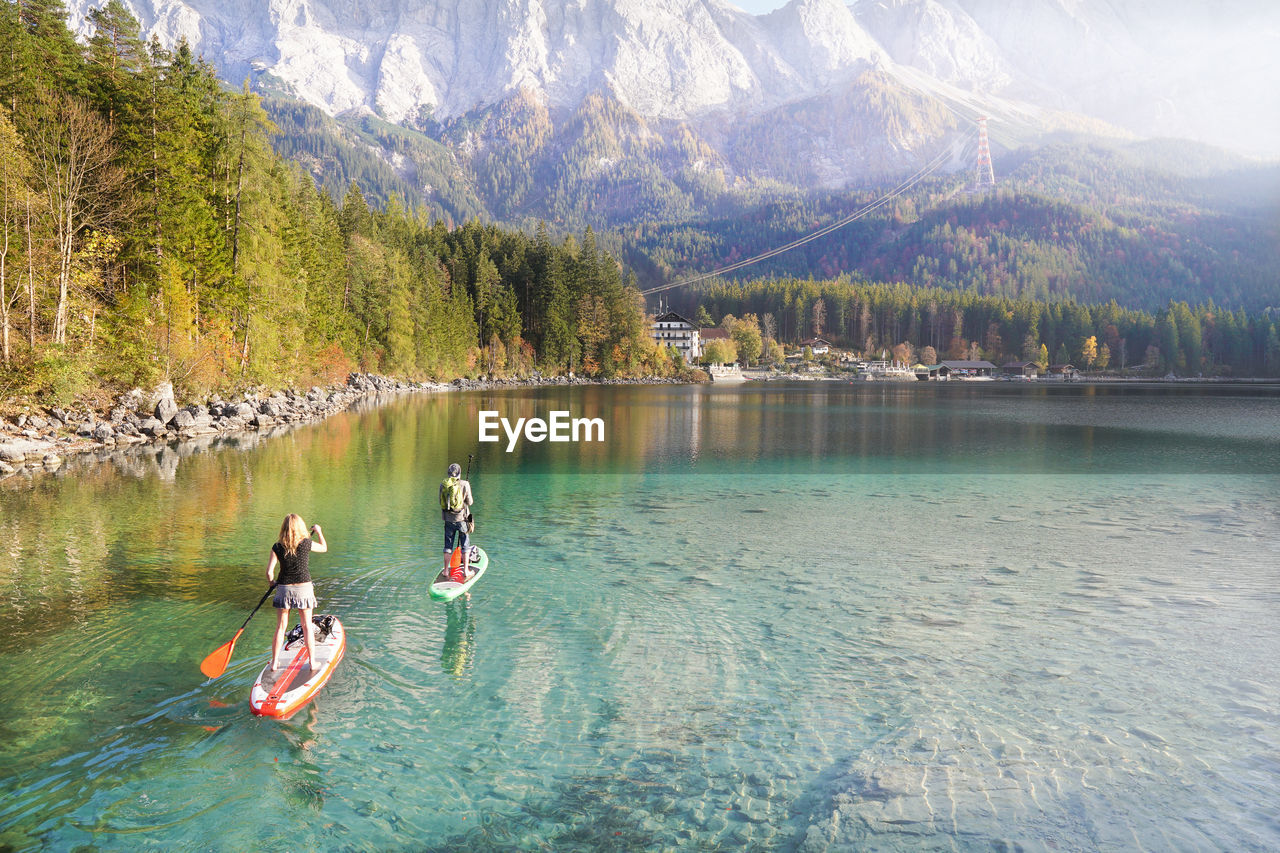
[975,115,995,190]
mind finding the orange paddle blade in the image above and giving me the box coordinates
[199,629,244,679]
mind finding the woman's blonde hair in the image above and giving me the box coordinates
[278,513,308,557]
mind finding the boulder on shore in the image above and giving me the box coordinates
[0,443,27,463]
[139,417,166,437]
[4,371,674,484]
[155,397,178,425]
[151,383,178,424]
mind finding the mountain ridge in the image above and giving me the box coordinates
[65,0,1279,157]
[50,0,1279,316]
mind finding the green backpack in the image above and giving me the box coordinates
[440,476,465,512]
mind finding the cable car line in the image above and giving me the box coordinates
[640,129,977,297]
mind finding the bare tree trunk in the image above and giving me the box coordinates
[163,266,171,378]
[231,95,251,376]
[1,164,10,365]
[1,210,9,365]
[26,199,35,352]
[54,206,72,343]
[239,281,251,375]
[8,0,20,118]
[150,77,162,265]
[231,118,246,279]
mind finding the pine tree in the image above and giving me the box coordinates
[86,0,146,130]
[541,247,575,370]
[1,0,88,124]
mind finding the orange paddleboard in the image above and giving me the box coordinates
[249,616,345,719]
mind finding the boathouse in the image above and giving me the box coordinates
[1046,364,1080,381]
[939,359,998,377]
[1001,361,1040,378]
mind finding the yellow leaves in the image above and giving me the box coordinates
[79,230,121,265]
[1081,334,1098,366]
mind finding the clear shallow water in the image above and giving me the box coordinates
[2,382,1279,851]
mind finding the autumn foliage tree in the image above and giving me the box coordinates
[1081,335,1097,370]
[27,94,126,345]
[728,313,762,365]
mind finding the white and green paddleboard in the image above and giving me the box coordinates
[429,547,488,601]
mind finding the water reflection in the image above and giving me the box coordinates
[441,597,476,676]
[4,383,1279,659]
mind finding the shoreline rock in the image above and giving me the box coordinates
[0,372,689,485]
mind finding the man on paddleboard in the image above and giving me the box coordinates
[440,462,474,580]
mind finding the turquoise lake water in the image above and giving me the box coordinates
[1,382,1279,851]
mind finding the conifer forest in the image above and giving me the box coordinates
[0,0,667,408]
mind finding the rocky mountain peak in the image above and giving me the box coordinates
[64,0,1279,157]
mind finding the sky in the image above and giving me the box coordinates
[733,0,790,13]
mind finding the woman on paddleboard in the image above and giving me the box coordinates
[266,514,327,671]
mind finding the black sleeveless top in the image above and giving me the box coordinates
[272,538,312,585]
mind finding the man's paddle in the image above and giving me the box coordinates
[462,454,476,575]
[200,585,275,679]
[464,453,477,532]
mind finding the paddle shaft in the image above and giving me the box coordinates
[222,586,277,653]
[464,453,476,537]
[237,584,277,635]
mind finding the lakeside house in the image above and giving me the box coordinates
[699,326,731,355]
[1046,364,1080,381]
[1002,361,1040,378]
[939,359,998,378]
[801,337,833,355]
[651,312,701,361]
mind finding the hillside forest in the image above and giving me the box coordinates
[678,279,1280,377]
[1,0,1279,417]
[0,0,672,409]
